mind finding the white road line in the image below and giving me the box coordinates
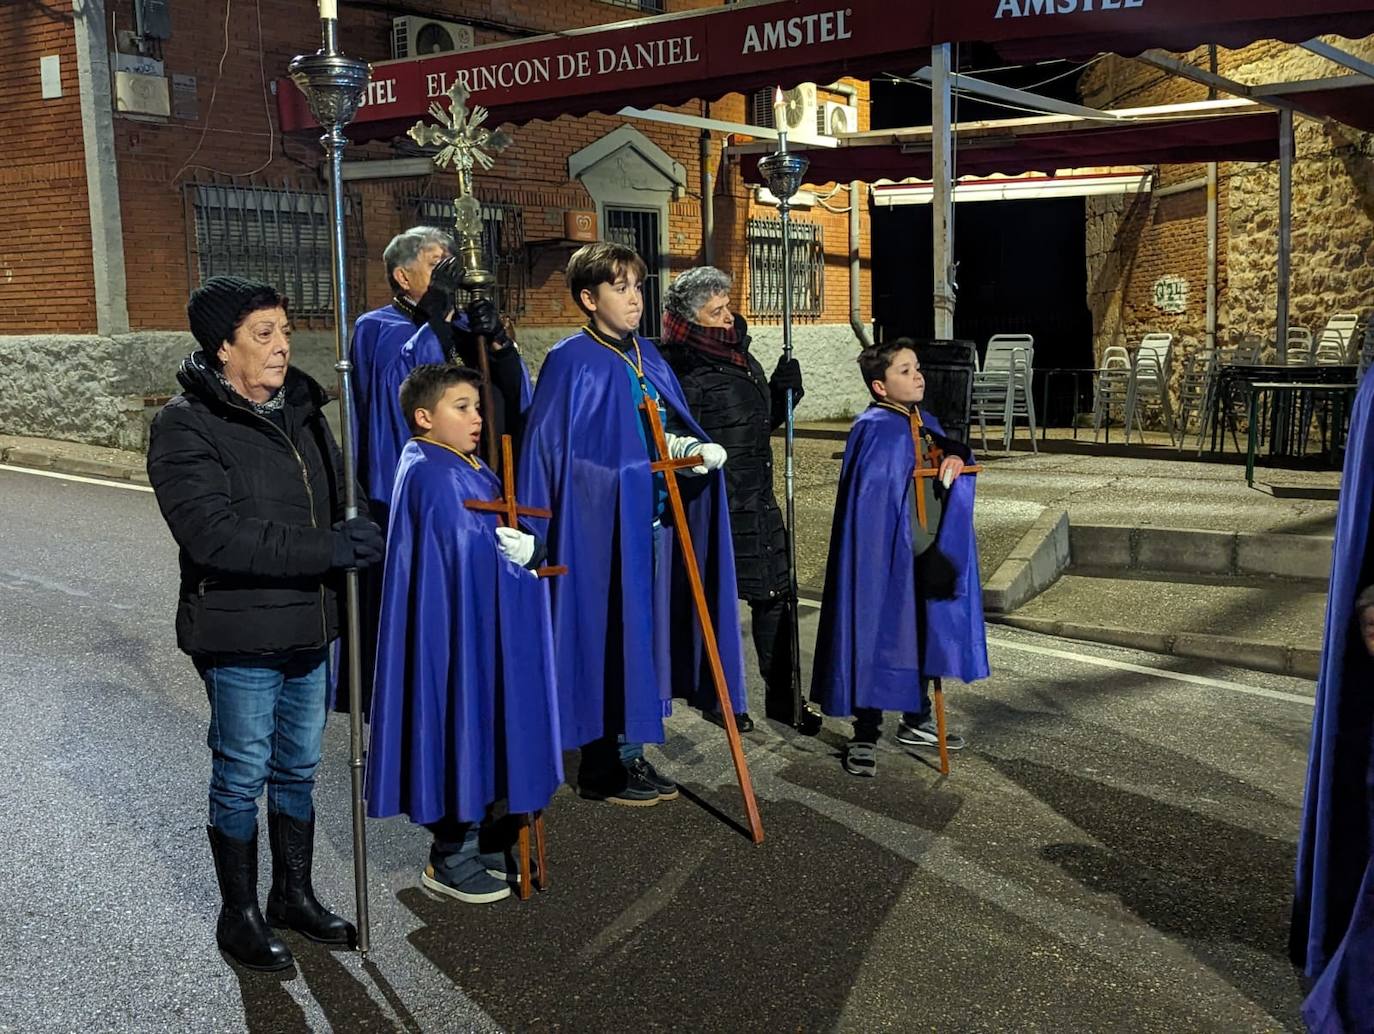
[0,464,153,493]
[800,593,1314,706]
[988,634,1315,706]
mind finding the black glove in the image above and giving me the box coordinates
[916,548,958,600]
[771,355,805,399]
[330,517,384,570]
[413,256,464,325]
[464,297,510,345]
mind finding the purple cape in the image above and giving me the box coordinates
[349,305,414,510]
[365,438,563,824]
[1303,858,1374,1034]
[810,405,988,716]
[357,320,534,523]
[1292,370,1374,1020]
[516,330,747,748]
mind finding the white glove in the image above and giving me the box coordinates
[495,526,536,568]
[941,468,955,490]
[665,433,727,475]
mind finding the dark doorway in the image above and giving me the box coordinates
[873,198,1094,424]
[605,206,663,339]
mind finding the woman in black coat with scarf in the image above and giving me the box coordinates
[659,266,822,734]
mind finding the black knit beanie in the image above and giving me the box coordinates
[187,276,277,356]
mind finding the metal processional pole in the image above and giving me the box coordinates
[758,93,810,729]
[287,1,373,955]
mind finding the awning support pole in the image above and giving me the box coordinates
[1277,108,1293,362]
[932,43,955,339]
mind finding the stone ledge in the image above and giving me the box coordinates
[991,614,1319,680]
[0,435,149,484]
[983,509,1070,614]
[1069,523,1332,586]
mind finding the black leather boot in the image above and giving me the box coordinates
[207,825,294,972]
[265,811,356,947]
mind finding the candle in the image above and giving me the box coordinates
[772,86,785,133]
[320,0,337,18]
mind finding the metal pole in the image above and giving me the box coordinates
[288,13,372,957]
[1277,108,1294,364]
[758,131,809,729]
[700,128,715,266]
[932,43,956,339]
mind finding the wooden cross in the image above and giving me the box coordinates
[900,410,980,778]
[907,410,981,533]
[464,434,567,580]
[641,395,765,846]
[462,432,562,898]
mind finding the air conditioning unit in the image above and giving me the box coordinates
[391,16,475,60]
[750,83,824,145]
[818,100,858,137]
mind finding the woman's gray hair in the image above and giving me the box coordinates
[665,266,733,322]
[383,226,454,292]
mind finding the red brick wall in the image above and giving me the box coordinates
[0,2,95,333]
[9,0,870,336]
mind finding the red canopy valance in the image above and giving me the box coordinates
[277,0,1374,137]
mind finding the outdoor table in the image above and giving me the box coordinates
[1211,363,1357,454]
[1037,368,1097,442]
[1245,380,1357,486]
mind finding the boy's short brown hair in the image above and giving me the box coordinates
[857,338,918,398]
[566,241,648,315]
[399,363,483,436]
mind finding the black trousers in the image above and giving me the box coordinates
[750,596,796,715]
[853,681,933,742]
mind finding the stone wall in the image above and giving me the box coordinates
[1082,38,1374,370]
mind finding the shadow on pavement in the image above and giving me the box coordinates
[395,795,913,1031]
[987,754,1302,1026]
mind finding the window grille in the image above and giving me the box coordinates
[747,217,823,318]
[188,181,364,320]
[598,0,665,11]
[411,198,527,318]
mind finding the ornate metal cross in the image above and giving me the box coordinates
[407,81,511,245]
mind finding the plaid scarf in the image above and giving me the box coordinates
[661,310,746,367]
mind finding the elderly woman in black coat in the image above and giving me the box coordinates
[660,266,822,734]
[147,276,384,971]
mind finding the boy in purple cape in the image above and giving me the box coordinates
[518,241,747,807]
[811,339,989,777]
[365,364,561,905]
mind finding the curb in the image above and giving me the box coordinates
[1069,523,1332,586]
[991,613,1320,680]
[983,509,1071,614]
[0,443,150,485]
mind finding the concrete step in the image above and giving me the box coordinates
[996,570,1325,679]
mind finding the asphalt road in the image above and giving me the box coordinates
[0,462,1317,1033]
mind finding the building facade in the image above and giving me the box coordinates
[1,0,875,447]
[1081,39,1374,367]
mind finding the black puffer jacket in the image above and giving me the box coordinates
[661,317,801,602]
[147,353,350,659]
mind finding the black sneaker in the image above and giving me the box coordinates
[579,762,662,807]
[703,709,755,733]
[843,741,878,777]
[628,757,679,801]
[896,716,966,751]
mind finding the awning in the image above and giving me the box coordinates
[735,107,1279,184]
[277,0,929,139]
[870,168,1150,206]
[276,0,1374,137]
[941,0,1374,64]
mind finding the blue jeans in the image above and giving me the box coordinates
[197,648,329,841]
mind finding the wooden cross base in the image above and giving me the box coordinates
[641,396,764,845]
[931,678,951,776]
[515,811,548,900]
